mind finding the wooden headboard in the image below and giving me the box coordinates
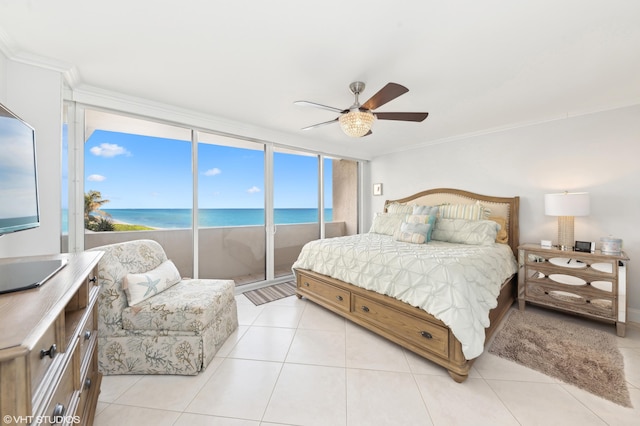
[384,188,520,256]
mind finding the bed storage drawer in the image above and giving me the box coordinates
[297,274,350,313]
[352,294,449,358]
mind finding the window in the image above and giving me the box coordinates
[64,104,360,288]
[82,109,194,277]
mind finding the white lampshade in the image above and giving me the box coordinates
[544,192,590,216]
[544,192,590,250]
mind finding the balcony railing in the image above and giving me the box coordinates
[63,222,346,286]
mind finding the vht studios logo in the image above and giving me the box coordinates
[3,415,81,424]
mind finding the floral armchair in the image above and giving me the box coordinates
[88,239,238,375]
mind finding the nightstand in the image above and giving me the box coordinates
[518,243,629,336]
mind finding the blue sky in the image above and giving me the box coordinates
[79,130,332,209]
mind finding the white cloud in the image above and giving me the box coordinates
[204,168,222,176]
[87,174,106,182]
[90,143,130,158]
[247,186,260,194]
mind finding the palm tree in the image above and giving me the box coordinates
[84,190,111,224]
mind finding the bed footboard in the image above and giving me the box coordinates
[295,268,516,382]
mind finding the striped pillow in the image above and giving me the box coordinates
[439,202,490,221]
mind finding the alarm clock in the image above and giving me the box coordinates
[574,241,595,253]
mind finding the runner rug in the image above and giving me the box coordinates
[489,309,631,407]
[243,281,297,306]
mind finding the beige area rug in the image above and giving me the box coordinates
[489,309,631,407]
[243,281,297,306]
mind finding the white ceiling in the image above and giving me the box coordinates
[0,0,639,160]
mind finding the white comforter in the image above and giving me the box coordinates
[292,233,518,359]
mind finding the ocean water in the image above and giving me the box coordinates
[67,208,333,230]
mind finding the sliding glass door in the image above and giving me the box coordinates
[197,132,266,284]
[63,105,360,287]
[273,148,319,278]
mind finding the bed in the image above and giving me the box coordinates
[293,188,519,382]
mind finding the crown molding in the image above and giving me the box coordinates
[0,26,81,86]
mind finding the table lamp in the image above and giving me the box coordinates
[544,192,590,250]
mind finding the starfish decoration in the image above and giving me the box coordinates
[138,275,161,297]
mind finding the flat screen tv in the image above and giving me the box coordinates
[0,102,66,295]
[0,102,40,236]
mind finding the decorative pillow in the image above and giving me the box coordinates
[385,202,414,215]
[439,202,491,221]
[412,205,439,216]
[123,260,181,306]
[394,221,432,244]
[369,213,405,235]
[405,214,436,241]
[431,218,499,245]
[489,216,508,244]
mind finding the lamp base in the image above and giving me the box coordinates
[557,216,574,251]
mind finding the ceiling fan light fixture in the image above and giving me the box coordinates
[339,110,375,137]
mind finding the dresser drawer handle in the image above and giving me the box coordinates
[336,295,344,301]
[51,403,65,424]
[89,276,97,283]
[420,331,433,339]
[84,330,92,340]
[304,282,310,287]
[84,378,92,390]
[361,306,370,313]
[40,343,57,359]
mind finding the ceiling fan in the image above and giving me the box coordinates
[295,81,429,138]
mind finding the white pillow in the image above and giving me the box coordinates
[369,213,405,235]
[123,260,181,306]
[431,218,499,245]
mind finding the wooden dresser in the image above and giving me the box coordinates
[0,251,103,425]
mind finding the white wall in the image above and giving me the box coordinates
[0,57,63,257]
[369,104,640,322]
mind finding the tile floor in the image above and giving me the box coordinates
[94,295,640,426]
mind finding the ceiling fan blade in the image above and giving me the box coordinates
[301,117,339,131]
[374,112,429,122]
[294,100,344,114]
[361,83,409,110]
